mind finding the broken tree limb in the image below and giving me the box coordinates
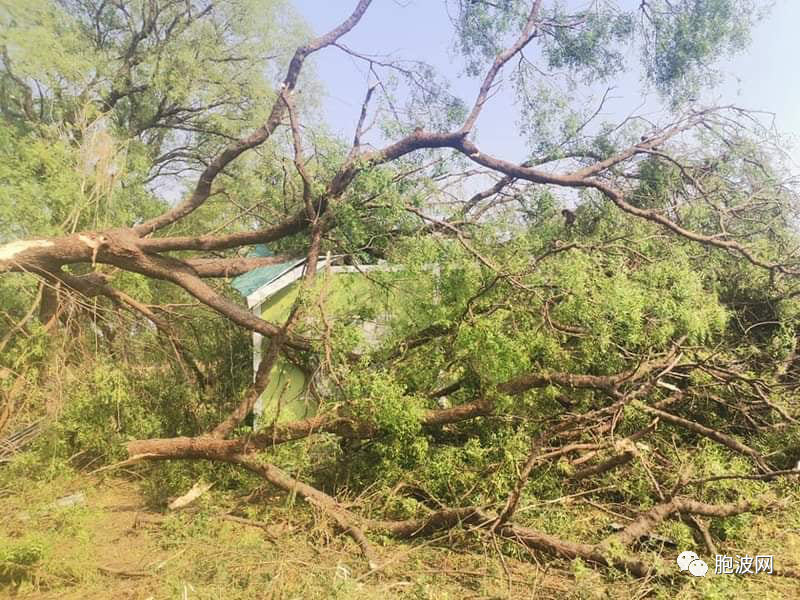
[211,224,323,439]
[497,346,682,395]
[604,496,772,548]
[633,400,771,472]
[127,399,494,458]
[128,446,666,578]
[570,445,637,482]
[168,480,214,510]
[127,355,681,458]
[225,452,379,569]
[683,514,719,556]
[493,421,576,528]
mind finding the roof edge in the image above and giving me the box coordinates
[244,259,395,308]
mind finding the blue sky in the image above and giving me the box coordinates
[291,0,800,166]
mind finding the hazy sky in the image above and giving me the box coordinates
[291,0,800,166]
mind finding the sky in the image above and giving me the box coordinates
[290,0,800,168]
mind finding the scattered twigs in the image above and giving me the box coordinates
[373,506,660,578]
[570,441,637,482]
[128,443,664,577]
[685,468,800,488]
[218,514,279,541]
[97,565,149,578]
[493,421,574,528]
[125,420,792,582]
[219,453,378,569]
[0,418,44,464]
[633,400,771,472]
[220,514,270,530]
[683,514,718,556]
[604,496,771,548]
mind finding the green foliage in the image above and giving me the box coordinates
[542,6,634,83]
[345,368,425,442]
[0,534,46,588]
[640,0,765,103]
[9,312,250,474]
[455,314,533,384]
[569,558,608,600]
[0,123,83,239]
[1,0,99,93]
[449,0,529,76]
[52,364,164,462]
[1,2,798,597]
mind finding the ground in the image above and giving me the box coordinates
[1,469,799,599]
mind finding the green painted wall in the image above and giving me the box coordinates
[254,271,391,428]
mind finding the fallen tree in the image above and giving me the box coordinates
[3,0,800,584]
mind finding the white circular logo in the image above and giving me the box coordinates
[688,559,708,577]
[677,551,699,571]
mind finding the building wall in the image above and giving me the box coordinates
[252,270,392,429]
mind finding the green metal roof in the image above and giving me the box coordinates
[230,245,304,298]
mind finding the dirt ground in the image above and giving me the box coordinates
[0,474,581,599]
[1,473,799,599]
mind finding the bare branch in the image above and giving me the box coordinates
[134,0,374,235]
[461,0,545,134]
